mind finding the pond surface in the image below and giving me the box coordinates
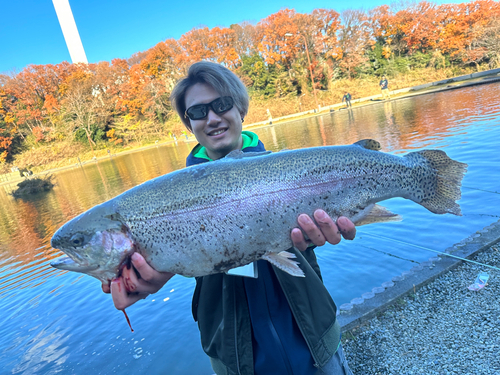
[1,83,499,374]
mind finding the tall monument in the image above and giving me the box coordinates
[52,0,88,64]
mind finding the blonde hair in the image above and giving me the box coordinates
[170,61,249,131]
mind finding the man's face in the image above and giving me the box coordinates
[185,83,243,160]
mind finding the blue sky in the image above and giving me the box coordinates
[1,0,467,74]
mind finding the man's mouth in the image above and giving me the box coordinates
[208,128,227,136]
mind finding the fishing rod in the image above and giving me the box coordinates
[361,232,500,272]
[465,213,500,218]
[462,186,500,195]
[356,243,420,264]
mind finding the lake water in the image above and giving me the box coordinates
[1,83,499,374]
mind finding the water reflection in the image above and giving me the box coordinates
[11,323,70,375]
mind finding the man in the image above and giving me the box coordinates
[342,92,352,108]
[104,61,356,374]
[379,75,391,100]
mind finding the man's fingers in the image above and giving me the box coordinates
[130,253,156,282]
[104,253,176,311]
[291,227,309,251]
[292,212,356,252]
[121,266,140,293]
[297,214,326,247]
[111,278,146,311]
[337,216,356,240]
[313,210,342,245]
[101,282,111,294]
[130,252,175,292]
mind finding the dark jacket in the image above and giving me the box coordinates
[187,132,341,375]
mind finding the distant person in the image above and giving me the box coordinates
[379,75,390,100]
[342,92,352,108]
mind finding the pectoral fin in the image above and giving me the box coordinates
[262,251,305,277]
[355,204,402,226]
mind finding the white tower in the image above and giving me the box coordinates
[52,0,88,64]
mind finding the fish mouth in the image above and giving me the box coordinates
[51,256,100,273]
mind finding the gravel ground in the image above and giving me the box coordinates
[341,244,500,375]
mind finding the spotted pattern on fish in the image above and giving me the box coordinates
[50,140,467,282]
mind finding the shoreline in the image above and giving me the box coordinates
[2,68,499,189]
[341,219,500,374]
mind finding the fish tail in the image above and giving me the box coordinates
[407,150,468,216]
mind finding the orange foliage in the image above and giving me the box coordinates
[32,126,44,143]
[0,0,498,160]
[256,9,299,67]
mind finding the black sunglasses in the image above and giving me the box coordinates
[185,97,234,121]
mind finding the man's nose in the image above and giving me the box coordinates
[206,109,221,125]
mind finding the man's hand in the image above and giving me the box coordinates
[101,252,175,310]
[291,210,356,251]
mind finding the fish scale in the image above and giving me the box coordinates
[51,140,467,282]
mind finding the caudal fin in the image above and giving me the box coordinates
[409,150,467,215]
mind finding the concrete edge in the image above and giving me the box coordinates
[337,219,500,332]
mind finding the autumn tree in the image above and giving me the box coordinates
[368,5,407,57]
[256,9,300,68]
[230,22,258,59]
[137,40,181,122]
[61,66,109,147]
[337,9,371,78]
[398,2,438,53]
[466,16,500,68]
[0,88,14,162]
[4,63,74,144]
[436,0,500,64]
[289,9,342,91]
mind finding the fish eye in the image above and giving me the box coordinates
[70,234,85,247]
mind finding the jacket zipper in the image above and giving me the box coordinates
[275,265,320,369]
[263,287,294,374]
[234,286,242,375]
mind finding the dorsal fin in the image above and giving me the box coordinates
[354,139,381,151]
[224,150,272,159]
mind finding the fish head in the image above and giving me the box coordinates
[50,202,134,284]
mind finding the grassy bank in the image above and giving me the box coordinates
[244,67,473,123]
[0,66,478,176]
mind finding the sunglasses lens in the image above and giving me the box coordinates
[186,105,207,120]
[212,97,233,114]
[185,97,234,120]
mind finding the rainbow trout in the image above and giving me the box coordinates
[51,140,467,281]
